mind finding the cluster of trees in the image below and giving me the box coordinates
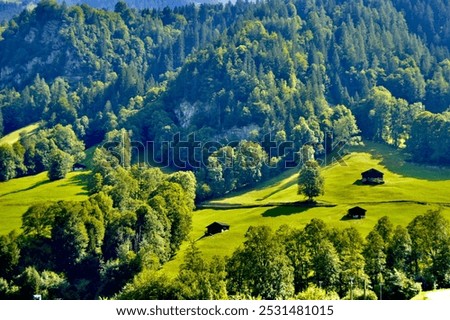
[195,140,270,200]
[119,211,450,300]
[355,86,450,164]
[0,138,196,299]
[407,111,450,164]
[0,124,84,181]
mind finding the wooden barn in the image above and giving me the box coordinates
[361,168,384,184]
[206,222,230,235]
[347,206,367,219]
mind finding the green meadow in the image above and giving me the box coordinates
[0,171,90,235]
[0,123,40,145]
[163,142,450,276]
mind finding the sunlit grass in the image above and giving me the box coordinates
[0,171,90,235]
[0,123,40,145]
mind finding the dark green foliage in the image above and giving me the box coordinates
[310,240,341,291]
[117,270,176,300]
[387,225,412,272]
[0,143,16,181]
[2,0,448,167]
[0,106,3,137]
[51,202,90,273]
[408,210,450,288]
[11,124,86,178]
[197,141,269,199]
[150,182,193,254]
[329,226,369,296]
[363,231,387,285]
[174,242,227,299]
[22,203,55,238]
[407,112,450,164]
[227,226,294,299]
[382,269,421,300]
[0,231,20,280]
[47,149,74,181]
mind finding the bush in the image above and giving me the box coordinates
[342,287,378,300]
[296,285,340,300]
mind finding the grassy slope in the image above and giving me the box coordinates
[0,123,40,145]
[0,171,90,235]
[162,142,450,276]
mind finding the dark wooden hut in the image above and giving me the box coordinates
[347,206,367,219]
[361,168,384,184]
[206,222,230,235]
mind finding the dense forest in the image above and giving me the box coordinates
[3,202,450,299]
[1,0,450,299]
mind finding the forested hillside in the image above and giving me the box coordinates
[1,0,450,195]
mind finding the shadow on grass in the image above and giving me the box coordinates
[351,141,450,181]
[262,206,310,217]
[204,167,299,203]
[59,173,90,195]
[0,179,52,197]
[196,234,208,241]
[352,179,382,186]
[340,215,364,221]
[256,178,297,201]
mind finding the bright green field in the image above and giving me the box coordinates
[162,142,450,276]
[0,123,40,145]
[0,171,90,235]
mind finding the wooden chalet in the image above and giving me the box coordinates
[361,168,384,184]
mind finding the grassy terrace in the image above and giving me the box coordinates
[162,142,450,276]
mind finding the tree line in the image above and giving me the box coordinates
[0,124,85,182]
[119,210,450,300]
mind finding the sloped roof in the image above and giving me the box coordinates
[362,168,384,176]
[206,222,230,228]
[348,206,367,214]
